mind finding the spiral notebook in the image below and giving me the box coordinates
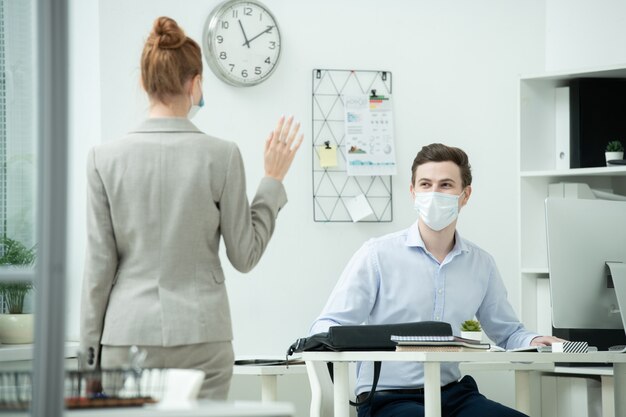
[391,335,491,350]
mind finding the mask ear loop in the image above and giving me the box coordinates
[189,76,200,106]
[195,77,205,108]
[458,189,468,208]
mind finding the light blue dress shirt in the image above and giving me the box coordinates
[309,223,538,395]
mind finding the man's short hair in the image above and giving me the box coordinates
[411,143,472,188]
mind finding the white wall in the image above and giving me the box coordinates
[67,0,101,341]
[69,0,546,414]
[546,0,626,71]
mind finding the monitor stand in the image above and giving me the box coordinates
[607,262,626,334]
[554,262,626,366]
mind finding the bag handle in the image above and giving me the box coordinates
[327,361,381,407]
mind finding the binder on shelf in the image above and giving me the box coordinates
[312,69,393,222]
[569,78,626,168]
[555,87,570,170]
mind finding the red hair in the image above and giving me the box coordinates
[141,16,202,102]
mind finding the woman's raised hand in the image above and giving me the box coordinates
[264,115,304,182]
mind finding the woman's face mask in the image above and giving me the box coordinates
[188,78,204,119]
[413,190,465,231]
[188,94,204,119]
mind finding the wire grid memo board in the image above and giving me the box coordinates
[312,69,393,222]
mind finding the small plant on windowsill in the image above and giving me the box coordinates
[460,319,482,342]
[0,236,36,344]
[605,140,624,166]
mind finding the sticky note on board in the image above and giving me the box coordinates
[319,145,338,168]
[344,194,374,222]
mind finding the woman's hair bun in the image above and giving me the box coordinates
[141,16,202,101]
[151,16,186,49]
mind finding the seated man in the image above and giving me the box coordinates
[309,143,562,417]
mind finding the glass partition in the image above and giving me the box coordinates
[0,0,69,415]
[0,0,39,414]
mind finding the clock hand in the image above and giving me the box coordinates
[238,20,250,48]
[243,25,274,46]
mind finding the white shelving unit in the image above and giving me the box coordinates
[518,65,626,336]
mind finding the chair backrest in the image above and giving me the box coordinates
[305,361,356,417]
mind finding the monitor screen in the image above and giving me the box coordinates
[545,197,626,330]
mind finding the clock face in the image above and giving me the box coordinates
[203,0,281,87]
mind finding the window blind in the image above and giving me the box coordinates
[0,0,36,249]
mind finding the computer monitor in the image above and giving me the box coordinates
[545,197,626,342]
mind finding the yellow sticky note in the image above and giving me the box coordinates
[319,145,338,168]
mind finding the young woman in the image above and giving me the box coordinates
[80,16,302,399]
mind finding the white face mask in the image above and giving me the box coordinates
[188,94,204,119]
[414,191,465,231]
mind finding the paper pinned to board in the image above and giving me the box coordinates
[318,143,338,168]
[344,194,374,222]
[343,93,397,176]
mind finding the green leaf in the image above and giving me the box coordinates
[0,237,36,313]
[606,140,624,152]
[460,319,482,332]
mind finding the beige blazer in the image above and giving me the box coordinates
[80,118,287,363]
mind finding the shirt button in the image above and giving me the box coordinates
[437,289,442,294]
[435,316,440,320]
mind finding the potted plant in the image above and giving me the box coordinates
[460,319,482,341]
[605,140,624,166]
[0,236,36,344]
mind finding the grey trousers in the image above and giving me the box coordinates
[101,341,234,400]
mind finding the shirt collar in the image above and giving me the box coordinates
[130,117,203,134]
[405,222,470,255]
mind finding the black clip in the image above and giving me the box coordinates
[370,89,377,98]
[316,69,322,79]
[381,71,387,81]
[324,141,331,149]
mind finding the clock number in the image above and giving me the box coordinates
[264,57,271,64]
[269,41,276,50]
[220,52,227,60]
[216,35,223,44]
[255,67,262,75]
[244,7,252,16]
[221,21,229,29]
[232,9,238,18]
[229,64,235,72]
[241,69,248,78]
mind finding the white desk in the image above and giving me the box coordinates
[303,351,626,417]
[0,341,79,370]
[233,363,307,402]
[0,401,294,417]
[67,400,295,417]
[0,341,79,361]
[550,366,615,417]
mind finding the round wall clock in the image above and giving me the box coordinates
[203,0,281,87]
